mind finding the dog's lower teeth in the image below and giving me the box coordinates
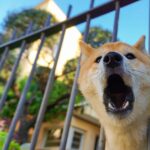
[108,103,116,110]
[108,101,129,111]
[123,101,129,109]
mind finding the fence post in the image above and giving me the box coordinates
[148,0,150,53]
[112,0,120,42]
[98,1,120,150]
[0,36,2,44]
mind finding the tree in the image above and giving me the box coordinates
[86,26,112,48]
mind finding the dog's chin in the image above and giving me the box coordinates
[103,74,134,119]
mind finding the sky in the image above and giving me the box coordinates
[0,0,149,49]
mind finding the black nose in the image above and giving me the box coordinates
[103,52,123,68]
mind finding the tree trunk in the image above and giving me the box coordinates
[16,116,36,144]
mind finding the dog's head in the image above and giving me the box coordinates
[78,36,150,126]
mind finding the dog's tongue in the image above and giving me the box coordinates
[111,93,126,108]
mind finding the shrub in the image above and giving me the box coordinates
[0,131,20,150]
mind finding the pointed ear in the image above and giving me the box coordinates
[79,41,94,64]
[133,35,145,51]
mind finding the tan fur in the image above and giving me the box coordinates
[78,37,150,150]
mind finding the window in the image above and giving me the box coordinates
[45,127,63,147]
[66,127,84,150]
[94,135,99,150]
[71,131,83,149]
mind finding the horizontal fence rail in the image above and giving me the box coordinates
[0,0,140,150]
[0,0,137,51]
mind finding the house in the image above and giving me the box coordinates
[20,0,81,76]
[35,103,100,150]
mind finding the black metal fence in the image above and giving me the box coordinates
[0,0,140,149]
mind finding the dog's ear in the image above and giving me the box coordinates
[79,41,94,64]
[133,35,145,51]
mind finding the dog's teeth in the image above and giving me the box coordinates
[123,101,129,109]
[108,103,115,110]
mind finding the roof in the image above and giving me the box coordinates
[35,0,67,22]
[73,112,100,127]
[36,0,50,9]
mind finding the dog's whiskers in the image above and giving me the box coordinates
[127,71,144,78]
[130,69,145,74]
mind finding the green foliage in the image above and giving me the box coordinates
[0,49,17,80]
[86,26,112,48]
[0,131,20,150]
[62,58,78,85]
[3,9,54,37]
[0,62,83,121]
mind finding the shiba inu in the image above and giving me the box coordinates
[78,36,150,150]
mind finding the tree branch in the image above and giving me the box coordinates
[46,93,70,110]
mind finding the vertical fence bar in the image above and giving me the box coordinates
[59,1,94,150]
[0,29,17,72]
[148,2,150,150]
[148,1,150,54]
[98,1,120,150]
[112,0,120,42]
[29,5,72,150]
[148,119,150,150]
[3,17,51,150]
[0,22,33,110]
[0,36,3,67]
[0,36,2,44]
[97,128,105,150]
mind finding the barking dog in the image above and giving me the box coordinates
[78,36,150,150]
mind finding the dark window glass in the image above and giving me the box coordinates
[45,128,63,147]
[71,131,83,149]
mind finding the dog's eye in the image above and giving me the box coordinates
[125,53,136,60]
[95,56,102,63]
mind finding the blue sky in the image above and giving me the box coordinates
[0,0,149,49]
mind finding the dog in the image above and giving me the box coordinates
[78,36,150,150]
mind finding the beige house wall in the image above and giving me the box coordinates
[21,0,81,76]
[35,121,64,150]
[36,0,82,76]
[71,116,100,150]
[35,115,100,150]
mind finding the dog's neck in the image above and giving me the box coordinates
[103,119,148,150]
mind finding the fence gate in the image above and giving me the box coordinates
[0,0,147,150]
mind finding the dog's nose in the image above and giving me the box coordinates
[103,52,123,68]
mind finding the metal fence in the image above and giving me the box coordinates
[0,0,140,149]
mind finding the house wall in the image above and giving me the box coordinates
[36,0,82,76]
[37,0,82,76]
[71,116,100,150]
[35,121,64,149]
[20,0,81,76]
[35,116,100,150]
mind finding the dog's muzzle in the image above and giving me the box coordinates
[103,52,134,117]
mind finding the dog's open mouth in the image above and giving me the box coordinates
[104,74,134,115]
